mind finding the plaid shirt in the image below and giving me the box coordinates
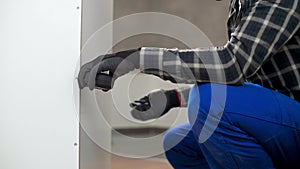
[140,0,300,104]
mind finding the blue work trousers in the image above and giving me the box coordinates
[163,83,300,169]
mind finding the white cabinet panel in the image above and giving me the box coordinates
[0,0,81,169]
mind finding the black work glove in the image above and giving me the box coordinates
[130,89,181,121]
[78,49,140,91]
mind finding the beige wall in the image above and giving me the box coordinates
[113,0,231,52]
[80,0,113,168]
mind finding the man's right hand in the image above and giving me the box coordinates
[78,49,140,91]
[130,89,181,121]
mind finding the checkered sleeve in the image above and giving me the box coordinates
[140,0,300,85]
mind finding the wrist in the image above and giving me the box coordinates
[116,48,141,68]
[165,89,181,108]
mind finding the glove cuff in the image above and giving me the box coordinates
[165,90,181,108]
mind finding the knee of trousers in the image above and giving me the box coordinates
[162,127,181,152]
[162,124,190,152]
[187,84,228,138]
[162,129,174,152]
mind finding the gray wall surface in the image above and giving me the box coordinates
[80,0,113,169]
[113,0,230,52]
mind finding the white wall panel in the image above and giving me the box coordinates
[0,0,81,168]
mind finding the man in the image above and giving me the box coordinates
[78,0,300,168]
